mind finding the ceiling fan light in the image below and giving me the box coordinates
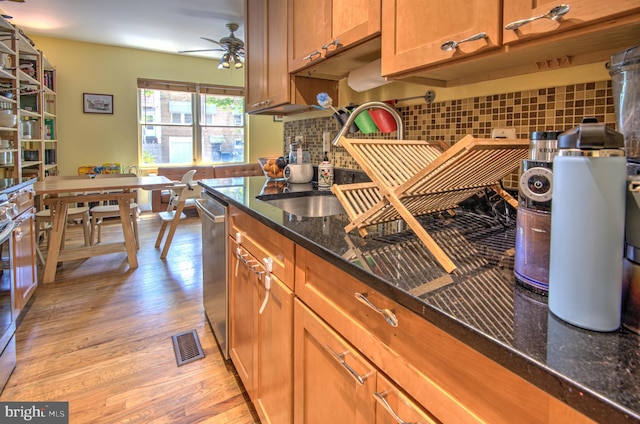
[233,53,243,69]
[218,53,231,69]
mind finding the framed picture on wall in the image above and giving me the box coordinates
[83,93,113,114]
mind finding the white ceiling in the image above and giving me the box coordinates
[0,0,245,59]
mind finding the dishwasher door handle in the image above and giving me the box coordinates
[195,198,226,223]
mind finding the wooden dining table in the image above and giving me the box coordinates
[34,175,174,284]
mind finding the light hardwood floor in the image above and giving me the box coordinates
[0,212,259,423]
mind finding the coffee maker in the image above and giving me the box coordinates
[514,131,561,293]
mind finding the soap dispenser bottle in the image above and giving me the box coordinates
[318,131,334,188]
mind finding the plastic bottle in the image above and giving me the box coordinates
[318,151,333,188]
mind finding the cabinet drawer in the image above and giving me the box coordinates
[294,299,377,424]
[229,205,294,289]
[375,373,439,424]
[295,246,594,423]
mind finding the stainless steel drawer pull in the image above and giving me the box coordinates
[504,4,570,31]
[440,32,487,52]
[321,38,340,52]
[355,292,399,327]
[373,391,416,424]
[326,345,367,385]
[303,50,321,61]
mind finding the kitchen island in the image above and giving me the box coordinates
[201,176,640,423]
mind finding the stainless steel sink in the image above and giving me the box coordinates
[256,191,344,217]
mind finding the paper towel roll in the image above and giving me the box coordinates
[348,59,390,92]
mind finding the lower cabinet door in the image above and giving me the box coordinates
[13,208,36,314]
[294,299,376,424]
[256,272,294,423]
[230,240,295,423]
[229,242,259,398]
[375,373,440,424]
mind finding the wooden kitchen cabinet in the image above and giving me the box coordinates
[245,0,339,114]
[228,236,258,397]
[293,299,377,424]
[503,0,640,44]
[295,246,594,423]
[381,0,501,77]
[294,299,438,424]
[288,0,381,73]
[228,207,294,423]
[245,0,289,113]
[11,187,36,316]
[381,0,640,85]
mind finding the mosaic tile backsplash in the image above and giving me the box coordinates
[283,80,615,189]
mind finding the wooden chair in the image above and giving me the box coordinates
[89,173,140,248]
[331,135,529,273]
[155,170,202,259]
[168,169,198,212]
[35,175,92,252]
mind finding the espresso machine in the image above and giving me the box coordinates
[609,45,640,333]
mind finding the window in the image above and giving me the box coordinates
[137,79,245,166]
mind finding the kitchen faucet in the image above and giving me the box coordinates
[331,101,405,145]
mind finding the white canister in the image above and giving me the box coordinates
[284,163,313,184]
[548,119,626,332]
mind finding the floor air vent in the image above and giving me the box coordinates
[171,329,205,366]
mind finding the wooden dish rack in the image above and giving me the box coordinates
[331,135,529,273]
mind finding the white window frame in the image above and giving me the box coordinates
[137,79,245,168]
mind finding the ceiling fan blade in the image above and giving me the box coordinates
[200,37,224,47]
[178,48,224,54]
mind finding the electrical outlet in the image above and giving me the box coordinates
[491,128,517,139]
[294,135,304,144]
[322,131,331,151]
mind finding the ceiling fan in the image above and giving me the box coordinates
[178,23,245,69]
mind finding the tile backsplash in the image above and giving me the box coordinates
[283,80,616,189]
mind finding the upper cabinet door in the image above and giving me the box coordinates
[246,0,289,112]
[289,0,332,72]
[503,0,640,44]
[326,0,381,57]
[381,0,502,77]
[245,0,267,111]
[289,0,380,73]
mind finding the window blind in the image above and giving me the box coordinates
[137,78,244,96]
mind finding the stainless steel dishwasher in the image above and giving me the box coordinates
[195,192,229,359]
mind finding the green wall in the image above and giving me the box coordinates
[29,36,283,175]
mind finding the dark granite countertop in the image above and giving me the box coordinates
[200,176,640,423]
